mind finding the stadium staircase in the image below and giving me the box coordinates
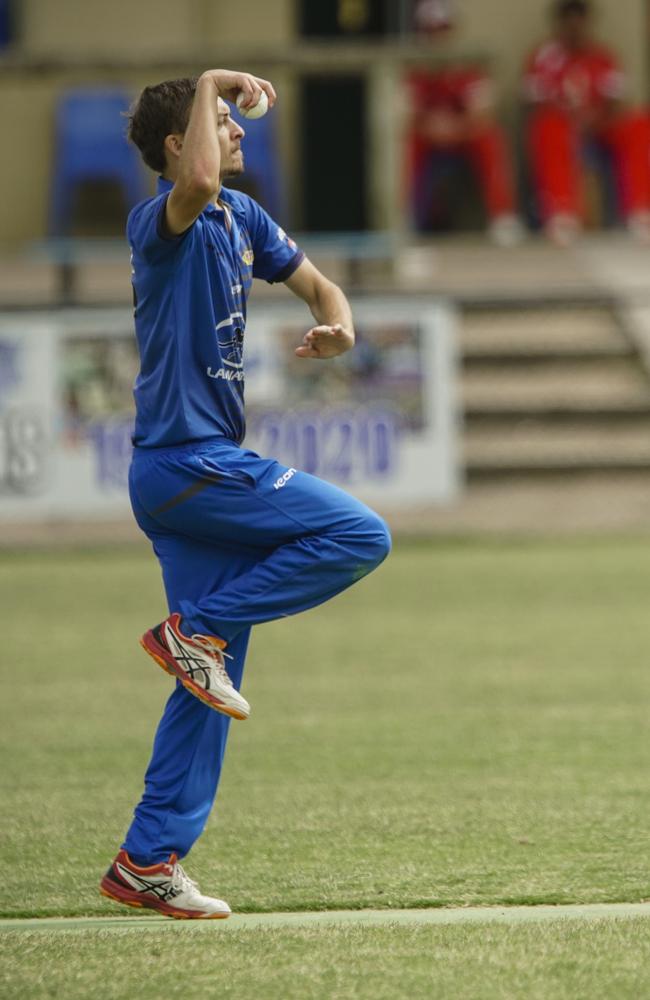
[460,301,650,481]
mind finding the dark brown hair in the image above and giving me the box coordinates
[127,77,198,173]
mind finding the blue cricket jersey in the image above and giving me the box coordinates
[128,177,304,448]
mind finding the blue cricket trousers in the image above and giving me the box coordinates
[122,436,391,862]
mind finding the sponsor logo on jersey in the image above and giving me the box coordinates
[207,366,245,382]
[273,468,297,490]
[276,227,297,251]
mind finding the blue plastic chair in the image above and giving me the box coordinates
[0,0,12,48]
[49,88,147,235]
[232,109,286,221]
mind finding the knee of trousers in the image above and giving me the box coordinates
[352,511,392,570]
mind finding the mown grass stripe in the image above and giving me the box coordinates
[2,903,650,933]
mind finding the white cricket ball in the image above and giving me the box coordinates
[236,90,268,119]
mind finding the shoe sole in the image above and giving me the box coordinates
[140,633,249,721]
[99,883,230,920]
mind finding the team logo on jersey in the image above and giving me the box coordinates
[215,314,245,369]
[241,248,254,266]
[276,227,297,251]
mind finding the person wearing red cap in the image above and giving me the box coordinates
[405,0,522,245]
[523,0,650,245]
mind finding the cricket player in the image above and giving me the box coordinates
[524,0,650,244]
[406,0,521,245]
[99,69,391,919]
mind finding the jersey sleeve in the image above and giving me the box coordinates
[244,197,304,284]
[127,193,195,266]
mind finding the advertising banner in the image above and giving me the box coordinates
[0,300,460,524]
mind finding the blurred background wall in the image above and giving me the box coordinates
[1,0,647,244]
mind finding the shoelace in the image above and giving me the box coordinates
[192,634,234,686]
[170,862,199,896]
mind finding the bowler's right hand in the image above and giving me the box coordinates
[201,69,276,112]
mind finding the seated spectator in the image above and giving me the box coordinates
[523,0,650,245]
[405,0,522,246]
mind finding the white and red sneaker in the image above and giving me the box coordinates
[100,850,231,919]
[140,612,249,720]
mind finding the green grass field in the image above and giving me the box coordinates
[2,537,650,997]
[4,918,650,1000]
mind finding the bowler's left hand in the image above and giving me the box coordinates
[294,324,354,359]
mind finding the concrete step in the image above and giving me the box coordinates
[457,299,650,478]
[465,422,650,469]
[461,306,628,359]
[462,364,650,412]
[464,406,650,424]
[467,461,650,478]
[462,348,635,367]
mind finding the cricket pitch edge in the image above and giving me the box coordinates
[2,902,650,933]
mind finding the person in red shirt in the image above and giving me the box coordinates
[524,0,650,244]
[405,0,522,245]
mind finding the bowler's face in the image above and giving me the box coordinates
[217,97,245,178]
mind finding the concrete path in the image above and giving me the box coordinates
[2,902,650,933]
